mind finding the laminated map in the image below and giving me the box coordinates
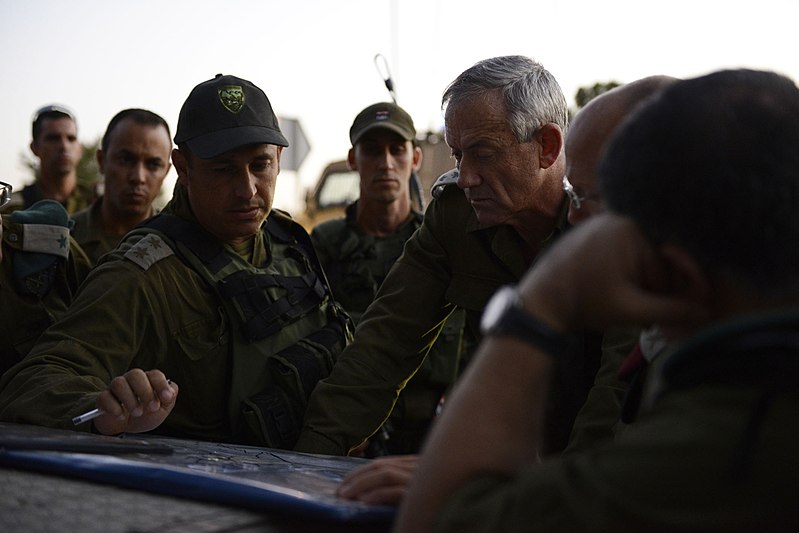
[0,423,394,524]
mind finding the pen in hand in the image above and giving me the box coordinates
[72,408,104,426]
[72,378,173,426]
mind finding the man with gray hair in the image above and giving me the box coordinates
[397,67,799,531]
[335,74,678,505]
[296,55,599,458]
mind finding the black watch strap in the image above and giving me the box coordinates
[488,297,568,357]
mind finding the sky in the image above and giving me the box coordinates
[1,0,797,213]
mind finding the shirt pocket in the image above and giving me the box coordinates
[173,305,229,362]
[446,271,508,313]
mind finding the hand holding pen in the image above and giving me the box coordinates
[73,369,178,435]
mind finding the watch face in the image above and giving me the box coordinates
[481,285,516,332]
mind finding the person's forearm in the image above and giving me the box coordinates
[394,336,554,532]
[298,223,454,455]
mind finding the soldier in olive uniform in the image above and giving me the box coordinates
[4,105,95,215]
[334,76,675,506]
[71,108,172,265]
[311,102,467,455]
[397,69,799,531]
[0,189,92,376]
[0,75,350,449]
[296,56,606,458]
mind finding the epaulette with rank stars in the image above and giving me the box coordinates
[124,233,175,270]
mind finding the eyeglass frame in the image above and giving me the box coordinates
[0,181,13,208]
[562,174,587,210]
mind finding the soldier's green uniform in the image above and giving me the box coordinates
[296,181,606,455]
[563,326,637,453]
[0,204,92,376]
[433,312,799,531]
[311,201,467,454]
[0,185,350,449]
[70,196,151,266]
[311,202,422,325]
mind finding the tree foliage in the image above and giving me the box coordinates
[76,136,102,188]
[574,81,623,109]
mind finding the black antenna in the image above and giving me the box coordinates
[373,53,424,211]
[374,54,397,104]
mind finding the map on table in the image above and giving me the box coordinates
[0,422,394,523]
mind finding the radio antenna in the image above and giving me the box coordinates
[374,53,397,104]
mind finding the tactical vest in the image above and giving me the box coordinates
[312,207,422,323]
[134,212,351,449]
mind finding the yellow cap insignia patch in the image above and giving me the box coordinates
[218,85,245,113]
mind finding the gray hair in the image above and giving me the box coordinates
[442,55,569,143]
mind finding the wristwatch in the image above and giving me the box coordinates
[480,285,568,357]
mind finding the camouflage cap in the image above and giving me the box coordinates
[349,102,416,145]
[174,74,289,159]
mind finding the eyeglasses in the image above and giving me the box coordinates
[562,175,587,210]
[0,181,13,208]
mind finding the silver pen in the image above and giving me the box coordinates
[72,408,104,426]
[71,379,171,426]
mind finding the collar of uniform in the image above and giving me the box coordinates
[346,199,422,235]
[645,307,799,406]
[161,181,199,225]
[70,196,104,244]
[461,187,570,235]
[344,201,359,226]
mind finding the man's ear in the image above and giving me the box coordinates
[347,148,357,171]
[96,148,105,175]
[172,148,189,186]
[658,243,712,309]
[536,123,564,169]
[275,146,283,175]
[412,145,423,172]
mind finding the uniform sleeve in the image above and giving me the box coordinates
[431,457,621,533]
[0,254,169,429]
[67,235,93,286]
[563,327,638,454]
[295,196,455,455]
[433,385,794,532]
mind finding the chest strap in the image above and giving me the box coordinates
[218,269,326,341]
[143,214,228,271]
[141,214,329,342]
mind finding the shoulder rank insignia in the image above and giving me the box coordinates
[431,168,459,199]
[124,233,174,270]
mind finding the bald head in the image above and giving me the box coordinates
[564,76,678,224]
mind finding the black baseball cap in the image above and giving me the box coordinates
[349,102,416,145]
[174,74,289,159]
